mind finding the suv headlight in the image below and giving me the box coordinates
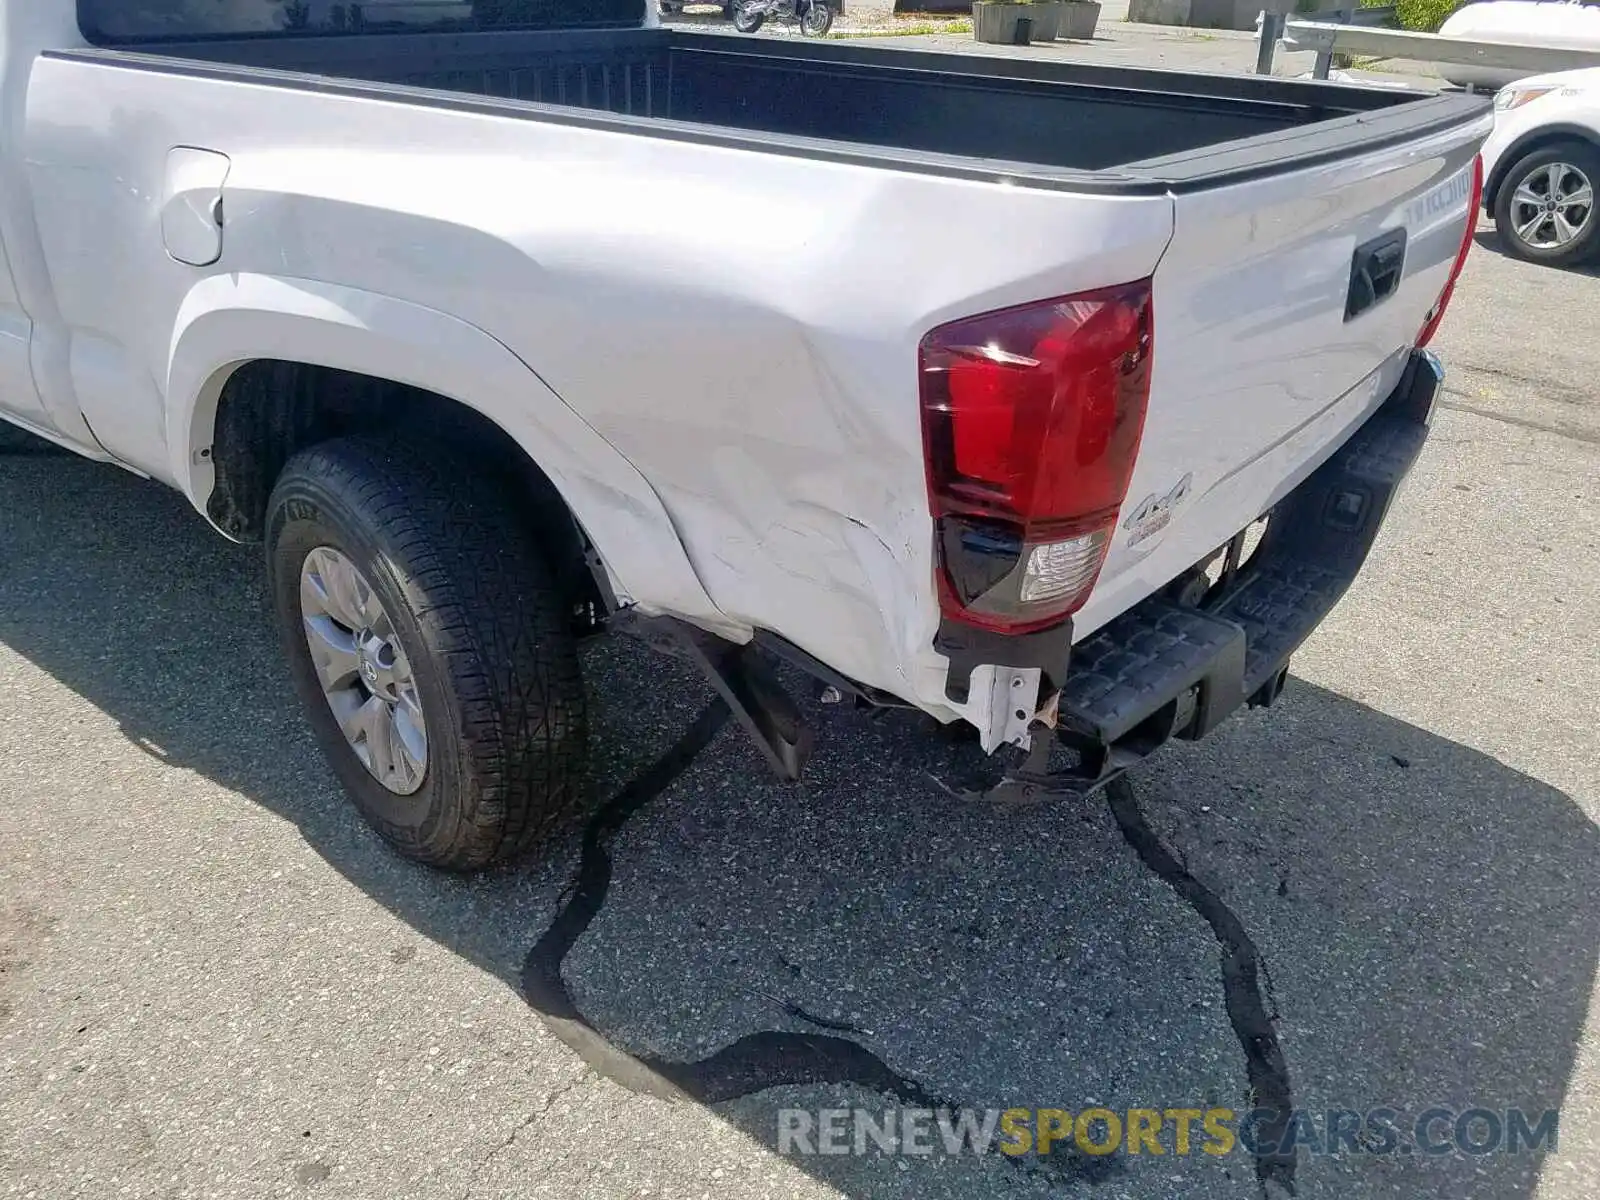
[1495,85,1559,112]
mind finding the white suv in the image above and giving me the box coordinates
[1482,67,1600,266]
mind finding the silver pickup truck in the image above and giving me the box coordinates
[0,0,1487,868]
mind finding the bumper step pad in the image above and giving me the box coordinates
[1032,360,1438,798]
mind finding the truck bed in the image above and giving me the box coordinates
[130,27,1472,187]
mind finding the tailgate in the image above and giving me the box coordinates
[1076,105,1490,637]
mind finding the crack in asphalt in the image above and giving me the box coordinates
[517,697,1123,1188]
[465,1069,595,1196]
[519,697,944,1107]
[1105,775,1297,1197]
[745,989,873,1037]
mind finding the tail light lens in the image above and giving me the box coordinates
[1416,155,1482,349]
[919,280,1153,633]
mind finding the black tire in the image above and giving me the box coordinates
[1493,141,1600,267]
[265,437,589,871]
[733,3,764,32]
[800,1,833,35]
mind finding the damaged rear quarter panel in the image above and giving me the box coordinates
[515,168,1175,714]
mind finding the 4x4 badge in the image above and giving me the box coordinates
[1123,473,1193,545]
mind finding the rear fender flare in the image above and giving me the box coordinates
[164,273,736,635]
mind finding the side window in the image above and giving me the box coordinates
[78,1,644,42]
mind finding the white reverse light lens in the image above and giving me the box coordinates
[1020,530,1108,604]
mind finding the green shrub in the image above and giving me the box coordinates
[1391,0,1462,32]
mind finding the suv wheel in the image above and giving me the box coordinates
[1494,142,1600,267]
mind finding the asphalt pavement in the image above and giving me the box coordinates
[2,224,1597,1198]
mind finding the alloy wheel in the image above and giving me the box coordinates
[299,546,429,795]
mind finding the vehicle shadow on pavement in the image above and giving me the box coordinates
[1472,229,1600,277]
[1,456,1595,1199]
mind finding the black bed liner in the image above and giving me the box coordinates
[47,27,1489,193]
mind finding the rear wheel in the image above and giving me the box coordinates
[733,2,765,32]
[1493,142,1600,267]
[266,436,589,871]
[800,0,833,35]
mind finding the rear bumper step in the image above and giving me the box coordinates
[1041,349,1439,793]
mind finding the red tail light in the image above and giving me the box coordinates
[919,280,1153,633]
[1416,155,1482,349]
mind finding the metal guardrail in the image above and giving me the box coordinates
[1256,5,1396,78]
[1256,2,1600,82]
[1282,17,1600,79]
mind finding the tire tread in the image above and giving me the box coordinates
[268,436,588,870]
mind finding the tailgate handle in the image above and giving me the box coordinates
[1345,229,1407,322]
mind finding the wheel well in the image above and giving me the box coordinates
[207,359,608,625]
[1486,129,1600,211]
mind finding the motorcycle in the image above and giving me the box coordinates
[732,0,834,36]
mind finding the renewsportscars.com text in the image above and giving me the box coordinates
[778,1105,1559,1159]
